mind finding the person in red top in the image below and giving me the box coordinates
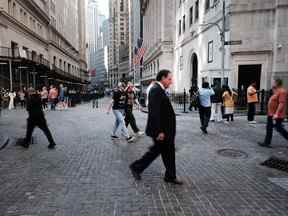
[258,79,288,147]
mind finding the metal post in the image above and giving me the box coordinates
[183,88,188,113]
[9,60,12,91]
[221,0,226,86]
[19,67,22,89]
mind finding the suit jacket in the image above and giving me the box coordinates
[145,83,176,140]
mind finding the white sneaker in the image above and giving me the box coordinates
[136,131,144,136]
[248,121,257,124]
[127,136,135,143]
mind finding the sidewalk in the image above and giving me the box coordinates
[0,103,287,216]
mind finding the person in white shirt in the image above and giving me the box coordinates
[145,80,155,107]
[198,82,215,134]
[8,91,16,110]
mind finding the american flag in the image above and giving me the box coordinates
[133,38,145,65]
[89,68,96,77]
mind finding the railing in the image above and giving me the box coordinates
[0,47,11,57]
[166,89,273,115]
[0,47,50,67]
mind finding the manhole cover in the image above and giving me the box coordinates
[217,149,248,159]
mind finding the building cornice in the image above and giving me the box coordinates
[231,50,272,56]
[48,41,80,63]
[0,10,49,47]
[18,0,50,24]
[49,25,80,55]
[230,3,288,15]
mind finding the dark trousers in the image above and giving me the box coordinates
[20,100,25,108]
[131,138,176,180]
[125,107,139,133]
[25,117,55,146]
[42,99,48,109]
[264,116,288,145]
[248,103,256,121]
[199,106,211,129]
[226,114,234,122]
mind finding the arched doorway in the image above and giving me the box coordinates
[191,53,198,87]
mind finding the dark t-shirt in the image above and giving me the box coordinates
[112,90,126,110]
[26,94,45,119]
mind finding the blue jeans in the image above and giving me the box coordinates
[112,109,130,138]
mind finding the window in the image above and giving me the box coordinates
[178,20,181,35]
[59,59,62,68]
[208,41,213,63]
[195,0,199,21]
[8,0,12,14]
[33,20,36,30]
[12,2,16,17]
[23,12,27,24]
[183,15,186,33]
[120,0,124,11]
[20,8,23,20]
[179,56,183,71]
[189,7,193,26]
[205,0,210,12]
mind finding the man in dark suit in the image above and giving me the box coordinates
[20,88,56,149]
[129,70,183,185]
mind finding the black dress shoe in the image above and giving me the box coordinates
[48,143,56,149]
[129,165,141,180]
[164,178,183,185]
[20,143,29,148]
[258,142,272,148]
[200,127,208,134]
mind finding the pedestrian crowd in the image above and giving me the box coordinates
[0,84,77,112]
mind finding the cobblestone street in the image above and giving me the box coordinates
[0,101,288,216]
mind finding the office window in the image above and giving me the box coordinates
[189,7,193,25]
[195,0,199,21]
[183,15,186,33]
[178,20,181,35]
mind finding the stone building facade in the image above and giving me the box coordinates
[108,0,130,88]
[0,0,88,91]
[140,0,176,89]
[174,0,288,93]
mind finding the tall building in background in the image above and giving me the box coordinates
[87,0,99,74]
[0,0,88,91]
[108,0,130,88]
[87,0,108,90]
[140,0,176,90]
[129,0,141,85]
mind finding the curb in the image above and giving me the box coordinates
[0,137,9,151]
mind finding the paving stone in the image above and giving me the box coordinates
[0,102,287,215]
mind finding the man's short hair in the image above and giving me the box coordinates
[156,70,171,81]
[202,82,210,89]
[275,79,283,87]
